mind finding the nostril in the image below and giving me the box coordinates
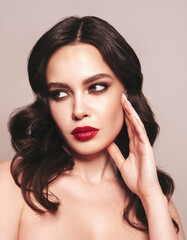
[74,117,79,121]
[72,114,88,121]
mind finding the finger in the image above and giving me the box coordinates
[121,93,144,128]
[125,115,134,141]
[128,113,149,143]
[121,94,148,142]
[107,142,125,170]
[121,94,148,143]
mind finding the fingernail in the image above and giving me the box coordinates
[122,93,127,101]
[122,93,131,105]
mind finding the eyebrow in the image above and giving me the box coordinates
[47,73,113,89]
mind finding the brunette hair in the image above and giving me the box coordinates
[9,16,179,232]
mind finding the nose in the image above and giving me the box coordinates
[72,94,91,121]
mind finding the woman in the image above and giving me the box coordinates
[0,16,184,239]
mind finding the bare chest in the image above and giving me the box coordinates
[18,179,149,240]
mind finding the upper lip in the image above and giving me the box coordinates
[71,126,99,134]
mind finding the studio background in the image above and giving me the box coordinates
[0,0,186,235]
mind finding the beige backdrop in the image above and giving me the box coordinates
[0,0,186,235]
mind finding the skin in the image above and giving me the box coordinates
[0,43,185,239]
[46,43,125,181]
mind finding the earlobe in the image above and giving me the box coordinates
[124,89,128,95]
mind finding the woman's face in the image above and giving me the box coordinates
[46,43,125,156]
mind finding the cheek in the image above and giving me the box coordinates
[100,96,124,135]
[109,101,124,132]
[49,103,70,133]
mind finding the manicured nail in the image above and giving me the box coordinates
[122,93,127,101]
[122,93,131,105]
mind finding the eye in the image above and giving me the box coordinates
[88,83,108,93]
[48,90,69,101]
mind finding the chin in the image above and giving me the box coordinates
[67,139,114,157]
[71,147,106,157]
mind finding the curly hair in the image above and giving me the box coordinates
[9,16,179,232]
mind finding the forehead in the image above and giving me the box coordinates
[46,43,117,84]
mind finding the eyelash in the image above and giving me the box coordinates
[88,83,109,94]
[48,83,109,101]
[48,90,69,101]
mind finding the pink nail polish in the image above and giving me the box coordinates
[122,93,131,105]
[122,93,127,101]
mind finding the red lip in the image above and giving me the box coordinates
[71,126,99,141]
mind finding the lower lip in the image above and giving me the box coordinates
[72,130,99,141]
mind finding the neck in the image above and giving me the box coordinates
[70,149,116,183]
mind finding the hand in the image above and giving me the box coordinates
[107,94,163,202]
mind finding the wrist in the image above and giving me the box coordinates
[140,191,168,211]
[140,193,179,240]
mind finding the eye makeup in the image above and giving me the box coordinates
[48,89,69,101]
[48,80,111,101]
[88,82,109,94]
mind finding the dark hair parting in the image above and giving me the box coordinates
[9,16,179,232]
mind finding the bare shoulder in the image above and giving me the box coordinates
[0,160,24,239]
[0,159,12,179]
[0,159,23,204]
[168,199,185,240]
[0,159,19,190]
